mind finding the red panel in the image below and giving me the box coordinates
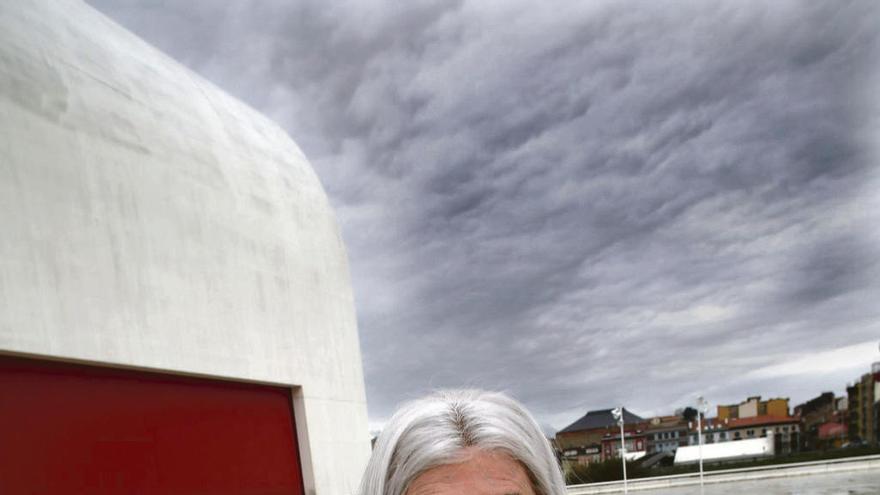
[0,355,304,495]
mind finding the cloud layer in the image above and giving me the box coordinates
[88,0,880,430]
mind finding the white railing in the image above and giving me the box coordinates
[566,454,880,494]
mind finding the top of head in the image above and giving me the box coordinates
[360,390,565,495]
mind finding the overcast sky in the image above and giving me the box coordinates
[87,0,880,432]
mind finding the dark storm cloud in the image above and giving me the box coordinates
[88,0,880,429]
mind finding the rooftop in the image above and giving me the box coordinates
[559,408,645,434]
[726,415,800,429]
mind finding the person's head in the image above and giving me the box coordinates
[360,389,565,495]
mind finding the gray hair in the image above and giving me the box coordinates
[360,389,565,495]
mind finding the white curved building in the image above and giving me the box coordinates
[0,1,370,494]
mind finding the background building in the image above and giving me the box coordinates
[556,408,645,468]
[602,431,648,461]
[724,416,801,455]
[685,417,731,446]
[717,404,739,421]
[645,415,689,454]
[0,1,370,494]
[682,397,800,456]
[816,422,848,449]
[560,444,602,467]
[795,392,847,451]
[717,396,789,420]
[846,364,880,446]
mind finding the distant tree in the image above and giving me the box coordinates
[681,406,698,422]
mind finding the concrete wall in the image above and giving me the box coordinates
[765,398,789,417]
[0,1,371,494]
[739,398,759,418]
[717,405,737,420]
[674,436,773,464]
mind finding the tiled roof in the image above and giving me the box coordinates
[559,408,645,433]
[726,415,800,429]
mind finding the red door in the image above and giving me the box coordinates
[0,355,304,495]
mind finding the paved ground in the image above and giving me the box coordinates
[635,469,880,495]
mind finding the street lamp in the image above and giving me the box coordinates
[611,407,628,495]
[696,396,709,493]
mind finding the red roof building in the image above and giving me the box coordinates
[601,431,648,461]
[725,415,802,455]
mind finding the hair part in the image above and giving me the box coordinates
[360,389,565,495]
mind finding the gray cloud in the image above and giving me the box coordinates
[88,0,880,429]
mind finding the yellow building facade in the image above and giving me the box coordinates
[716,396,790,420]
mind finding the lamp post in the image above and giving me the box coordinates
[611,407,628,495]
[696,396,708,493]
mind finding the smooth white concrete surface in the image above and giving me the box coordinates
[567,454,880,494]
[629,468,880,495]
[0,1,370,494]
[674,436,773,464]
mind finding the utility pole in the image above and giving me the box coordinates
[696,396,708,494]
[612,407,628,495]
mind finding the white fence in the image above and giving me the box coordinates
[566,454,880,494]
